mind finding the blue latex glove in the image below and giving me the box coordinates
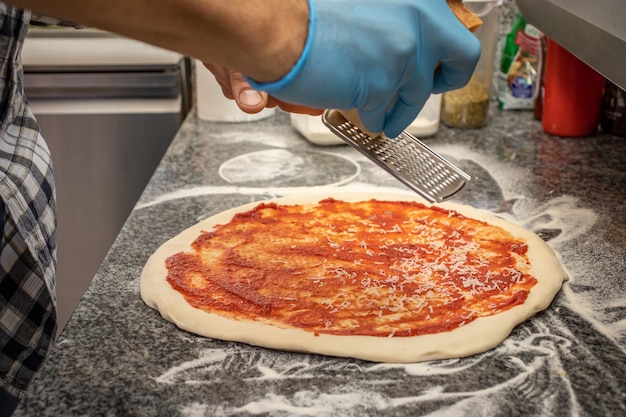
[247,0,481,138]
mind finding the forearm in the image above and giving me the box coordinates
[9,0,309,82]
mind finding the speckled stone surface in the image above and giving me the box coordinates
[12,102,626,416]
[12,2,626,413]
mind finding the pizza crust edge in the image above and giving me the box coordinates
[140,191,568,363]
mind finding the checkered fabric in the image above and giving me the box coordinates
[0,4,58,401]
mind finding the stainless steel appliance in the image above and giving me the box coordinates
[22,28,191,333]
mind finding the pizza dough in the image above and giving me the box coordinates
[140,191,568,362]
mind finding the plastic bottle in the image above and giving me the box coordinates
[541,39,604,137]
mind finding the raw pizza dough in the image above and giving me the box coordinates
[140,191,568,362]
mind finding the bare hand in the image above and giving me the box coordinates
[203,63,323,116]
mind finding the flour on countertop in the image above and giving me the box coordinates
[160,321,586,416]
[142,143,625,416]
[220,149,308,183]
[203,131,293,149]
[218,149,360,187]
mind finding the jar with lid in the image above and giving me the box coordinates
[440,0,499,128]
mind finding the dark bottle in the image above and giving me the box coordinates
[600,79,626,137]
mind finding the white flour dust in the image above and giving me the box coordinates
[434,144,530,202]
[159,327,586,416]
[203,131,292,149]
[180,403,210,417]
[155,348,228,385]
[220,149,307,183]
[218,149,360,187]
[135,183,415,211]
[510,195,597,247]
[142,143,625,416]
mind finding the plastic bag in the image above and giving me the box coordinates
[497,12,542,110]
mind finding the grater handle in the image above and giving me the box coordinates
[446,0,483,32]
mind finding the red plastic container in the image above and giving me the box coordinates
[542,39,604,137]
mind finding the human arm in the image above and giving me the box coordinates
[10,0,308,84]
[15,0,319,115]
[11,0,480,135]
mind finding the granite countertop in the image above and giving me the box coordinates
[14,108,626,416]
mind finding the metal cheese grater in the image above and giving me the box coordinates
[322,109,471,203]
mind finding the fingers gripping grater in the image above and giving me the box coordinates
[318,0,479,203]
[322,109,471,203]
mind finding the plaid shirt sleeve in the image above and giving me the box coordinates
[0,5,58,401]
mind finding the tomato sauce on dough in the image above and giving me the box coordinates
[166,199,537,337]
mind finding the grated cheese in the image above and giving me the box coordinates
[167,198,538,338]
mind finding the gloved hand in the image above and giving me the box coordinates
[247,0,481,138]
